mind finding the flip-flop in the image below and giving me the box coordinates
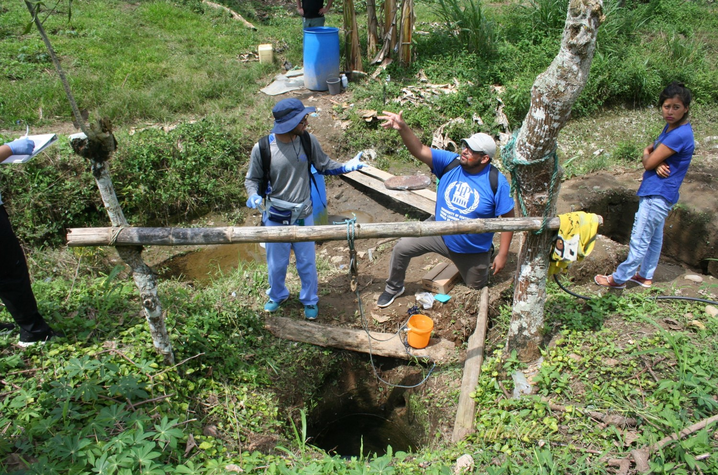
[594,274,626,289]
[629,274,652,288]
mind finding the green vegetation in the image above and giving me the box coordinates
[1,0,718,473]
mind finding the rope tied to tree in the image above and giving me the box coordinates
[109,226,125,246]
[501,131,561,235]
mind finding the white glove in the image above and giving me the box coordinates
[343,151,364,172]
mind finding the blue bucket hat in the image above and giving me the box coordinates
[271,98,316,134]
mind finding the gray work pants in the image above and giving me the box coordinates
[384,234,491,294]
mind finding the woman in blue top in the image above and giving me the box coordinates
[595,81,695,289]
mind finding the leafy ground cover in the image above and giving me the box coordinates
[1,0,718,473]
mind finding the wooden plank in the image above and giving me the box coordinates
[452,286,489,442]
[264,316,456,364]
[356,165,437,201]
[343,170,436,214]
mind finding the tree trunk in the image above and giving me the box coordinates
[398,0,414,67]
[366,0,379,56]
[343,0,363,72]
[90,160,175,365]
[506,0,603,362]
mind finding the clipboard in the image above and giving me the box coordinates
[2,134,58,164]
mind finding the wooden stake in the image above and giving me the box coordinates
[452,287,489,442]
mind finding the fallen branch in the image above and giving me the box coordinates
[545,399,638,428]
[612,413,718,473]
[203,1,256,30]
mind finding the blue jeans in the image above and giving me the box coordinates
[264,214,318,306]
[613,195,672,284]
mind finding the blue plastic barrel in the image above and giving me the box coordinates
[310,166,328,225]
[303,27,340,91]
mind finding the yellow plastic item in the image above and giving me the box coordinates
[258,44,273,64]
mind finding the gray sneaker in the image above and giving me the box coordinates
[377,287,405,308]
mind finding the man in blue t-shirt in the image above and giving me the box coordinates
[376,111,515,308]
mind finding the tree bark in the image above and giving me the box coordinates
[366,0,379,56]
[343,0,363,72]
[506,0,603,361]
[398,0,414,67]
[89,159,175,365]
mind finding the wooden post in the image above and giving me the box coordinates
[66,217,572,247]
[452,287,489,442]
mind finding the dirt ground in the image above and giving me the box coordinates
[154,87,718,346]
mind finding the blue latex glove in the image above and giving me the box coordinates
[323,152,365,175]
[6,137,34,155]
[246,193,263,209]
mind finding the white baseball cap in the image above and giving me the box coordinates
[461,133,496,159]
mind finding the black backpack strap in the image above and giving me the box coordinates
[488,164,498,196]
[300,131,313,159]
[258,134,272,197]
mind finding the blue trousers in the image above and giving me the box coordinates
[613,195,672,284]
[263,214,318,306]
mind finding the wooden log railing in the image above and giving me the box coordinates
[66,217,566,247]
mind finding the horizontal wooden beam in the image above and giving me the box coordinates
[264,316,456,364]
[66,216,569,247]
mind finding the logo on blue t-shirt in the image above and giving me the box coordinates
[443,181,479,215]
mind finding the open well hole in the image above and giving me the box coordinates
[305,355,429,457]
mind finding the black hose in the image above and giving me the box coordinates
[553,274,718,306]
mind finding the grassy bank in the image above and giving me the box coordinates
[1,0,718,473]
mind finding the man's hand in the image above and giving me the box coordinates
[491,253,508,275]
[6,137,34,155]
[656,162,670,178]
[343,151,364,172]
[378,111,406,131]
[246,194,263,209]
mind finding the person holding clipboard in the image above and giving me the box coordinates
[1,137,62,346]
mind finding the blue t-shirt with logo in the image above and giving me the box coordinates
[637,122,694,205]
[432,149,514,253]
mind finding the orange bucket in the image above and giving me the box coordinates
[406,314,434,349]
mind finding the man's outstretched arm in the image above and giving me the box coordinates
[378,110,433,168]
